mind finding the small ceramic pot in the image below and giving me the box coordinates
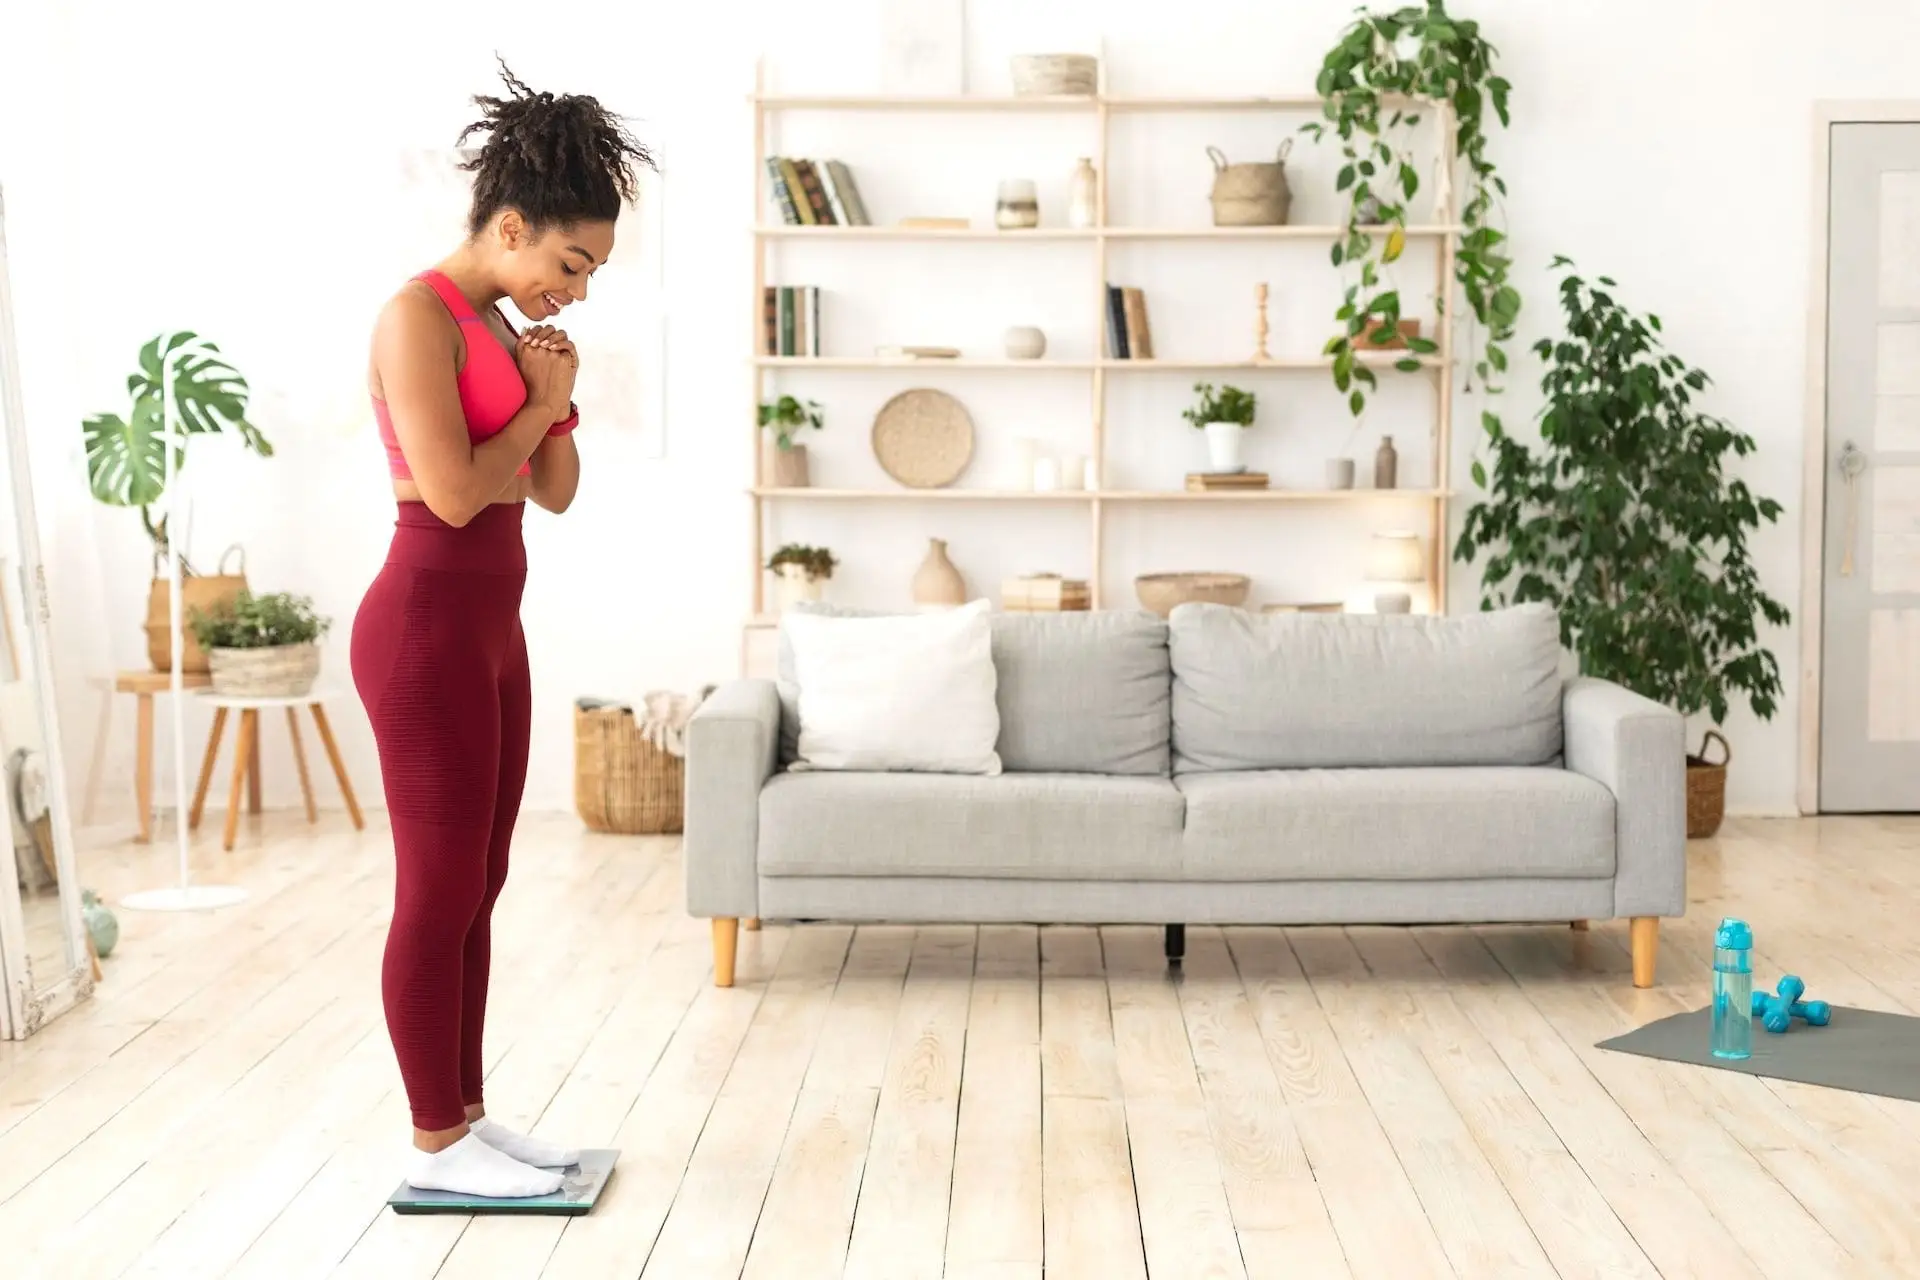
[1004,326,1047,360]
[1325,458,1356,490]
[1204,422,1243,472]
[996,179,1040,230]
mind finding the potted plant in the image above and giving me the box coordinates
[758,395,822,488]
[766,544,837,613]
[1456,260,1790,838]
[82,332,273,672]
[1303,2,1516,431]
[189,590,332,698]
[1181,383,1257,473]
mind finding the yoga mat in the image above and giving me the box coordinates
[1597,1007,1920,1103]
[387,1149,618,1216]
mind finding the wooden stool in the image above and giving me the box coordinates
[188,689,365,850]
[113,669,213,841]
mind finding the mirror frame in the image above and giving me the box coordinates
[0,184,92,1039]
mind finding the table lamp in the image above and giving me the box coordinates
[1365,531,1423,614]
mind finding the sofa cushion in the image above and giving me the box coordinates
[1169,602,1564,771]
[1176,767,1614,881]
[778,605,1172,775]
[758,770,1185,880]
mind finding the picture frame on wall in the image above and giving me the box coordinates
[880,0,967,95]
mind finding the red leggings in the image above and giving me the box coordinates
[351,502,529,1132]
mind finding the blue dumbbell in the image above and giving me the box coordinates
[1750,974,1831,1033]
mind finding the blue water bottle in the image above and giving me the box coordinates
[1712,918,1754,1060]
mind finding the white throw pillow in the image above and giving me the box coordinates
[783,598,1002,774]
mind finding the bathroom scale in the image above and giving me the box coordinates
[386,1149,618,1215]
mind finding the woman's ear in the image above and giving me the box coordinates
[498,208,528,250]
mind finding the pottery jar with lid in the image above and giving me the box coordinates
[996,179,1040,230]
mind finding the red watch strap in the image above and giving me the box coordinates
[547,402,579,436]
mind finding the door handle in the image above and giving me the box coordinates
[1838,440,1867,577]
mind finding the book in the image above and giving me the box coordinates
[776,158,815,225]
[1185,471,1270,491]
[1122,287,1153,359]
[1002,574,1091,612]
[764,158,801,226]
[824,160,871,225]
[791,160,837,225]
[899,216,970,229]
[1105,284,1129,359]
[874,344,960,360]
[762,287,778,355]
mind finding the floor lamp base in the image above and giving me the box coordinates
[123,885,249,912]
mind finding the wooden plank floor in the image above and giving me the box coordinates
[2,810,1918,1278]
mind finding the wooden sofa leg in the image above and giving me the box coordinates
[1630,917,1658,988]
[712,918,739,988]
[744,917,761,931]
[1570,920,1590,931]
[1164,924,1185,967]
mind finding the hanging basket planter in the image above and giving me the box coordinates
[1686,730,1730,839]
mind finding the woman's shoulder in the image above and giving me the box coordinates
[374,280,462,351]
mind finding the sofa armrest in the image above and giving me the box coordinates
[1562,677,1686,918]
[684,679,779,919]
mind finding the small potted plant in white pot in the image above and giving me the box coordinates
[766,544,837,613]
[1181,382,1256,473]
[759,395,823,488]
[190,590,331,697]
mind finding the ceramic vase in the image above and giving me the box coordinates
[1068,158,1097,228]
[912,537,967,611]
[767,440,811,488]
[1325,458,1356,490]
[1004,326,1047,359]
[1204,422,1243,472]
[1374,435,1398,489]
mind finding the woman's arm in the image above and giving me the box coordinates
[529,428,580,513]
[373,289,569,527]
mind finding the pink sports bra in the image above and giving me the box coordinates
[373,269,577,481]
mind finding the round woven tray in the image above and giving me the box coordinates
[872,389,975,488]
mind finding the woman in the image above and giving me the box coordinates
[352,63,651,1199]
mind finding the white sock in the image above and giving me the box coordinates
[406,1132,564,1198]
[470,1116,581,1169]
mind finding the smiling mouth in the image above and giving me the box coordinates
[541,291,565,316]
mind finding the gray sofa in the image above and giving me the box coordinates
[685,602,1686,989]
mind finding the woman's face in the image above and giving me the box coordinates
[495,213,617,322]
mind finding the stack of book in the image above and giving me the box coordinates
[762,286,821,357]
[765,158,871,226]
[1002,574,1092,612]
[1185,471,1270,492]
[1104,284,1154,359]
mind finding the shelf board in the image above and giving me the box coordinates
[755,356,1099,370]
[757,224,1462,241]
[752,487,1446,502]
[757,225,1095,240]
[753,356,1439,372]
[752,487,1094,502]
[754,93,1098,112]
[754,93,1428,114]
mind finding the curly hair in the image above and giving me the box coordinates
[456,58,655,237]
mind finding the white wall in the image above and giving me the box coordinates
[3,0,1912,827]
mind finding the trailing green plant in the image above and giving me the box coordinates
[758,395,823,451]
[82,332,273,570]
[766,543,837,579]
[1455,260,1790,744]
[189,589,331,651]
[1303,1,1516,419]
[1180,383,1257,428]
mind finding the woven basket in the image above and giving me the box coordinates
[207,643,319,698]
[1207,140,1294,227]
[574,704,685,835]
[1686,729,1730,839]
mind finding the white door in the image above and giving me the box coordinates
[1821,123,1920,812]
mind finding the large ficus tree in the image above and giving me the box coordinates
[1456,260,1790,746]
[82,332,271,570]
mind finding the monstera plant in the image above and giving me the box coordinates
[82,332,273,671]
[82,331,272,570]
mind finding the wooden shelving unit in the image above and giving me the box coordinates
[747,60,1459,632]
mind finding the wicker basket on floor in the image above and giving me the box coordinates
[574,703,685,835]
[1686,729,1730,839]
